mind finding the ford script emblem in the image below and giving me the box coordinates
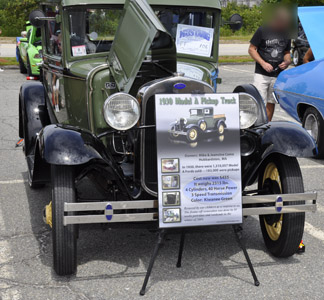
[174,83,186,90]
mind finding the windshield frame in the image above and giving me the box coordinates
[63,4,220,63]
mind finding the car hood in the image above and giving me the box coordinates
[298,6,324,60]
[108,0,176,93]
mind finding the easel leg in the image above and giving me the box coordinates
[233,225,260,286]
[140,230,166,296]
[176,230,186,268]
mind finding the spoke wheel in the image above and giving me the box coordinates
[199,121,207,131]
[52,165,77,275]
[187,128,198,142]
[218,123,225,135]
[259,155,305,257]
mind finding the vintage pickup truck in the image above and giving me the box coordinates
[20,0,317,279]
[170,106,226,142]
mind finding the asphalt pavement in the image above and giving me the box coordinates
[0,65,323,300]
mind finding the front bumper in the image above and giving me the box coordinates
[63,192,317,226]
[168,129,187,136]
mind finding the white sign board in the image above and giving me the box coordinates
[176,24,214,57]
[155,94,242,228]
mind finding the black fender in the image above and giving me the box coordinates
[38,124,102,165]
[261,121,317,158]
[244,121,317,187]
[216,119,226,129]
[36,125,139,198]
[19,82,49,155]
[185,124,200,132]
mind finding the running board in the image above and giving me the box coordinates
[63,192,317,226]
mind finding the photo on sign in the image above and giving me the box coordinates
[162,175,180,190]
[161,158,179,173]
[169,106,227,144]
[162,191,181,206]
[163,208,181,223]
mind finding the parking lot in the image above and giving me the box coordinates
[0,64,323,300]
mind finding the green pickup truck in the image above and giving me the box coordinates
[170,107,227,142]
[17,22,42,76]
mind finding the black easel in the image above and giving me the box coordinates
[140,225,259,296]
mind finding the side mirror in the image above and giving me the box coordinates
[228,14,243,31]
[29,9,56,28]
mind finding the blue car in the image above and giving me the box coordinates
[274,6,324,157]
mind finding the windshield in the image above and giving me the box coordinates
[68,7,122,56]
[67,6,217,57]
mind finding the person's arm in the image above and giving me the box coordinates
[278,51,291,70]
[248,43,274,73]
[303,48,314,64]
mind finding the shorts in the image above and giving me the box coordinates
[253,73,276,104]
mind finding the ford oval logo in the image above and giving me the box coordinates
[174,83,186,90]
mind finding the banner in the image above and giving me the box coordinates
[156,94,242,228]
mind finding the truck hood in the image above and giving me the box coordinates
[298,6,324,60]
[108,0,176,93]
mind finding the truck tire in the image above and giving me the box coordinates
[18,52,27,74]
[27,55,32,76]
[302,107,324,158]
[199,121,207,131]
[187,127,199,142]
[52,165,77,275]
[259,155,305,258]
[218,122,225,135]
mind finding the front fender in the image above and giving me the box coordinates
[38,125,102,165]
[185,124,200,131]
[244,121,317,187]
[261,121,317,158]
[19,82,48,155]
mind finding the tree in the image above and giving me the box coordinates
[0,0,39,36]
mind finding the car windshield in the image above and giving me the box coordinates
[190,109,202,116]
[67,7,123,57]
[67,6,216,57]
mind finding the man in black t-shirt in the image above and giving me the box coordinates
[249,7,292,121]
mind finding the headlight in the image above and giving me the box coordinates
[239,93,258,129]
[103,93,140,130]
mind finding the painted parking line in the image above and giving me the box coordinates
[304,222,324,242]
[300,165,324,169]
[0,203,21,300]
[0,179,26,185]
[220,66,254,74]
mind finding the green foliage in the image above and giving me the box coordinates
[89,9,122,38]
[0,0,39,36]
[220,0,324,37]
[221,3,263,36]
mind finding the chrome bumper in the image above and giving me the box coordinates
[63,192,317,226]
[168,129,187,136]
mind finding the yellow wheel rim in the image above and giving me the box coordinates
[189,129,197,140]
[263,163,282,241]
[200,122,207,131]
[219,124,224,134]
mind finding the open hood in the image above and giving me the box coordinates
[108,0,175,93]
[298,6,324,61]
